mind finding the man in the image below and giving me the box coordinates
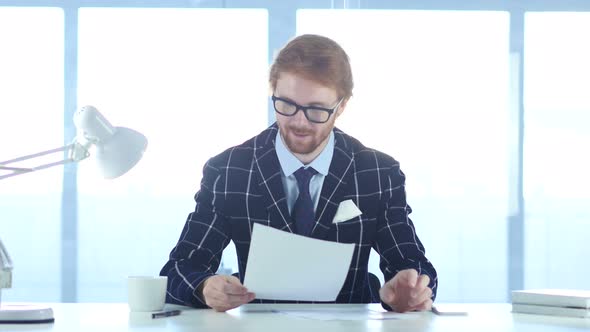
[160,34,437,313]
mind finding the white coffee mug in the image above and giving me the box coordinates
[127,276,168,312]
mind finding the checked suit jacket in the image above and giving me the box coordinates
[160,123,437,308]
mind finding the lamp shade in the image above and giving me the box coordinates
[95,127,148,179]
[73,105,147,179]
[0,105,147,324]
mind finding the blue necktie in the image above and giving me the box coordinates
[293,167,318,236]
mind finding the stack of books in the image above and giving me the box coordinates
[511,289,590,318]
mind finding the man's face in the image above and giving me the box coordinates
[274,72,345,162]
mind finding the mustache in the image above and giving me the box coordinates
[286,125,313,135]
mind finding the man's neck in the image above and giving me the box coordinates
[290,136,330,165]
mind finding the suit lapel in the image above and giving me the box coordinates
[253,125,294,233]
[311,129,354,240]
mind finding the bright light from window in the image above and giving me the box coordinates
[76,8,267,301]
[0,7,64,302]
[298,9,510,302]
[524,12,590,290]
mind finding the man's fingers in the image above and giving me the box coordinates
[380,269,420,306]
[222,281,249,295]
[416,274,430,289]
[408,274,432,308]
[212,276,254,303]
[207,289,253,303]
[383,269,417,289]
[210,275,248,295]
[409,286,432,307]
[206,291,255,311]
[226,275,242,285]
[412,298,433,312]
[203,275,255,311]
[410,274,430,297]
[379,285,395,304]
[399,269,419,287]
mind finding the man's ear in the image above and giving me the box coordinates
[335,98,349,119]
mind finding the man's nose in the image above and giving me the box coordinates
[292,107,309,124]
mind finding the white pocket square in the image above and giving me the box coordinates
[332,199,362,224]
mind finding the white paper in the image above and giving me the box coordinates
[243,223,355,301]
[332,199,362,224]
[236,305,424,321]
[277,309,422,321]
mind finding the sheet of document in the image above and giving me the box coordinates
[243,223,355,301]
[277,308,423,321]
[237,305,425,321]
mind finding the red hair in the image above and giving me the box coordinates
[269,34,353,100]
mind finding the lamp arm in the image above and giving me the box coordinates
[0,237,12,290]
[0,141,90,181]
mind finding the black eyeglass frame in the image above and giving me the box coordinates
[271,95,344,124]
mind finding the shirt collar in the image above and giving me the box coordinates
[275,129,334,177]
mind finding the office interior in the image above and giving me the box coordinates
[0,0,588,305]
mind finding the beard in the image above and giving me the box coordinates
[280,123,331,155]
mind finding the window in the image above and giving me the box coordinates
[298,9,510,301]
[76,8,267,301]
[2,1,589,304]
[523,12,590,290]
[0,7,64,302]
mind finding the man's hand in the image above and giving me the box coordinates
[379,269,433,313]
[200,275,255,312]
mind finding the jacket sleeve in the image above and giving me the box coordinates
[159,160,231,308]
[374,163,438,309]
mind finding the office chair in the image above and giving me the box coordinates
[367,272,382,303]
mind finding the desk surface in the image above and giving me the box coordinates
[1,303,589,331]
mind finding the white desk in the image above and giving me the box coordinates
[1,303,589,331]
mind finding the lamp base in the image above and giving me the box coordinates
[0,304,54,324]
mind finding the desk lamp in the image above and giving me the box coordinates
[0,105,148,324]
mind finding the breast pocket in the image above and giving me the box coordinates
[329,216,377,244]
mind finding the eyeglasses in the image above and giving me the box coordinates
[272,95,344,124]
